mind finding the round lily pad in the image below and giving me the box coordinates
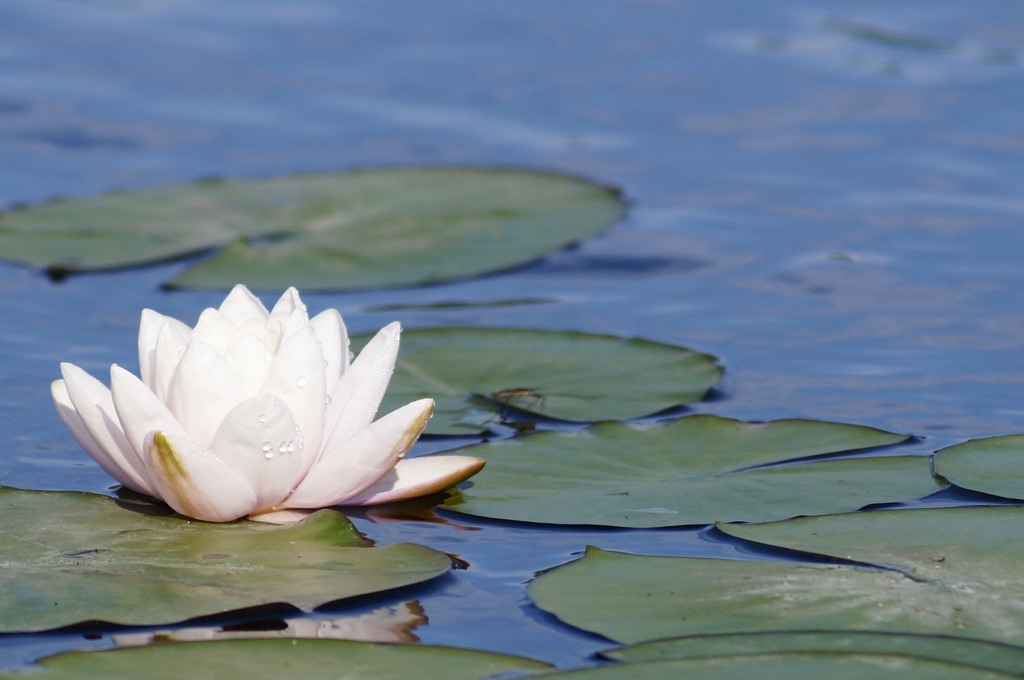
[514,654,1015,680]
[719,505,1024,584]
[442,415,932,526]
[605,631,1024,676]
[529,516,1024,648]
[0,486,452,632]
[933,434,1024,500]
[371,327,722,435]
[0,639,552,680]
[0,167,625,291]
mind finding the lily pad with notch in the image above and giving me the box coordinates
[933,434,1024,500]
[0,638,552,680]
[0,486,452,632]
[518,654,1017,679]
[604,630,1024,676]
[0,166,625,291]
[363,326,723,435]
[441,414,936,527]
[530,513,1024,648]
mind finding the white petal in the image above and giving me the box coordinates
[237,318,280,349]
[207,395,304,511]
[150,320,190,401]
[144,431,257,522]
[110,364,189,458]
[165,340,248,448]
[268,287,306,329]
[223,333,274,397]
[260,326,326,475]
[343,455,485,506]
[310,308,349,393]
[321,322,401,455]
[138,307,190,387]
[217,284,269,325]
[52,376,154,495]
[280,307,312,345]
[190,308,240,355]
[287,398,433,508]
[249,508,314,524]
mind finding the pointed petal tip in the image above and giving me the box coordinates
[395,398,435,458]
[343,454,485,506]
[145,430,257,522]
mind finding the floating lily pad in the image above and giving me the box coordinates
[0,639,552,680]
[529,508,1024,648]
[719,505,1024,584]
[605,631,1024,676]
[517,654,1016,679]
[529,519,1024,647]
[0,167,625,291]
[441,415,932,526]
[370,327,722,435]
[0,486,452,632]
[933,434,1024,500]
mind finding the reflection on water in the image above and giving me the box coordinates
[111,601,428,647]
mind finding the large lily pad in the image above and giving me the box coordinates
[606,631,1024,676]
[442,415,933,526]
[529,523,1024,647]
[0,639,552,680]
[519,654,1016,679]
[933,434,1024,500]
[719,506,1024,584]
[0,486,452,632]
[372,327,722,435]
[0,167,625,291]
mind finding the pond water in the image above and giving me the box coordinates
[2,0,1024,671]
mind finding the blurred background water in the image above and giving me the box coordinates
[2,0,1024,670]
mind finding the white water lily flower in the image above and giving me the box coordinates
[51,285,484,523]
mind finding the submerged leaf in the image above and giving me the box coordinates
[0,486,451,632]
[443,415,931,526]
[0,167,625,291]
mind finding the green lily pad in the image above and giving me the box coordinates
[0,639,552,680]
[529,525,1024,647]
[369,327,722,435]
[719,506,1024,584]
[529,508,1024,648]
[0,167,625,291]
[933,434,1024,500]
[0,486,452,632]
[606,631,1024,676]
[520,654,1016,680]
[441,415,932,526]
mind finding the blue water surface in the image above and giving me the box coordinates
[2,0,1024,670]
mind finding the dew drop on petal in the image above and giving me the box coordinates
[296,376,308,388]
[258,414,267,424]
[264,451,274,460]
[262,442,272,452]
